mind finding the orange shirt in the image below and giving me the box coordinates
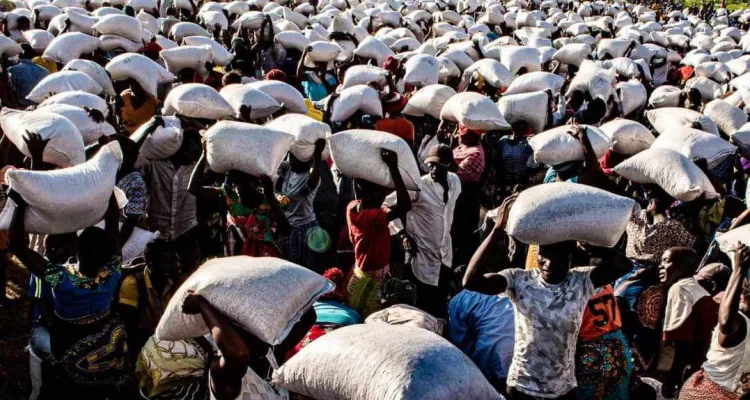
[346,200,390,272]
[120,89,159,134]
[375,117,415,142]
[579,285,622,342]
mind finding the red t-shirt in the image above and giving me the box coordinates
[346,200,390,272]
[375,117,415,142]
[579,285,623,342]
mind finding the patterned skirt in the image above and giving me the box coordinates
[346,267,387,319]
[48,310,134,398]
[575,330,633,400]
[678,370,739,400]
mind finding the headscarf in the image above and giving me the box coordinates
[383,55,399,74]
[265,69,287,82]
[382,93,407,115]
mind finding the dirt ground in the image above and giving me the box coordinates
[0,258,31,399]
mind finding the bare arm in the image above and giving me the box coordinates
[296,48,309,80]
[188,142,221,201]
[105,192,122,257]
[462,195,516,294]
[382,149,412,222]
[261,175,290,236]
[7,191,46,278]
[307,139,326,191]
[718,245,750,348]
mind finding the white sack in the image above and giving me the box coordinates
[354,36,395,66]
[92,14,142,42]
[459,59,514,91]
[497,90,549,134]
[402,54,440,87]
[616,80,647,116]
[39,92,109,116]
[501,46,541,75]
[529,124,611,166]
[162,83,234,120]
[266,114,331,162]
[183,36,234,66]
[340,65,388,90]
[26,71,103,104]
[651,128,737,169]
[204,121,293,176]
[402,84,456,119]
[329,85,383,122]
[21,29,53,52]
[39,104,116,145]
[504,71,565,95]
[160,45,212,74]
[42,32,100,65]
[130,117,183,167]
[440,91,510,131]
[62,59,116,97]
[246,80,307,114]
[106,53,175,97]
[307,40,342,62]
[219,84,282,120]
[703,99,747,135]
[646,108,720,136]
[649,85,682,108]
[552,43,591,67]
[0,108,85,167]
[685,76,723,101]
[599,119,655,155]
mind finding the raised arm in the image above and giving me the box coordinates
[7,191,46,278]
[382,149,412,222]
[105,191,122,257]
[188,140,221,201]
[307,139,326,191]
[261,175,290,236]
[182,292,249,400]
[718,245,750,348]
[462,195,516,295]
[588,245,632,287]
[296,47,309,80]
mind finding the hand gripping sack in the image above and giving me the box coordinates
[329,85,383,122]
[26,71,103,104]
[403,54,440,87]
[219,84,281,120]
[649,85,681,108]
[40,104,116,145]
[62,59,116,97]
[329,129,422,191]
[529,125,611,166]
[505,182,637,247]
[497,91,549,134]
[39,92,109,117]
[646,108,720,136]
[552,43,591,67]
[616,80,647,116]
[106,53,176,97]
[155,256,334,344]
[272,324,504,400]
[182,36,234,66]
[613,147,718,202]
[204,121,293,177]
[266,114,331,162]
[459,59,514,91]
[92,14,143,42]
[501,46,541,75]
[340,65,388,90]
[246,80,307,114]
[703,99,748,135]
[651,128,737,169]
[0,108,85,167]
[503,71,565,95]
[440,92,510,131]
[402,84,456,119]
[160,45,213,74]
[163,83,233,120]
[130,117,183,167]
[42,32,100,66]
[354,36,395,67]
[599,119,655,155]
[0,142,122,234]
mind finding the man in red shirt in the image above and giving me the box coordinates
[376,93,415,148]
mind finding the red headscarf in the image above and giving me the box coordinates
[458,124,485,137]
[265,69,287,82]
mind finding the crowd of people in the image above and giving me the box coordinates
[0,0,750,398]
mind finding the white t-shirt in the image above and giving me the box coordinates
[702,313,750,393]
[499,267,596,398]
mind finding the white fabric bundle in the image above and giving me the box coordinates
[183,36,234,66]
[329,129,422,191]
[616,80,647,116]
[266,114,331,162]
[274,31,311,51]
[694,62,731,83]
[599,119,655,155]
[39,92,109,116]
[42,32,100,65]
[649,85,682,108]
[99,34,142,53]
[91,221,160,265]
[92,14,142,42]
[162,83,234,120]
[725,59,750,76]
[354,36,395,66]
[459,59,514,91]
[130,117,183,167]
[169,22,210,42]
[440,91,510,131]
[597,38,632,58]
[62,59,116,97]
[403,54,440,87]
[715,225,750,255]
[329,85,383,122]
[552,43,591,67]
[402,84,456,119]
[0,34,22,58]
[505,182,636,247]
[703,99,747,135]
[204,121,293,176]
[307,41,342,62]
[231,11,265,30]
[503,71,565,95]
[646,108,720,136]
[26,71,103,104]
[497,91,549,134]
[529,125,611,166]
[160,45,213,74]
[156,256,334,344]
[219,84,281,120]
[66,10,99,35]
[272,324,503,400]
[613,147,718,201]
[0,108,85,167]
[39,104,116,145]
[127,0,157,12]
[246,80,307,114]
[501,46,541,74]
[106,53,175,97]
[685,76,723,101]
[0,142,122,234]
[198,11,228,32]
[651,128,737,169]
[340,65,388,90]
[21,30,54,52]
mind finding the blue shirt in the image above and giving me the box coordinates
[313,300,361,326]
[8,59,48,106]
[28,274,51,327]
[301,71,336,102]
[449,290,515,381]
[43,256,122,319]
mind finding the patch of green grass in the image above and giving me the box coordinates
[681,0,745,11]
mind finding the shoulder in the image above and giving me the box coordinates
[447,172,461,185]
